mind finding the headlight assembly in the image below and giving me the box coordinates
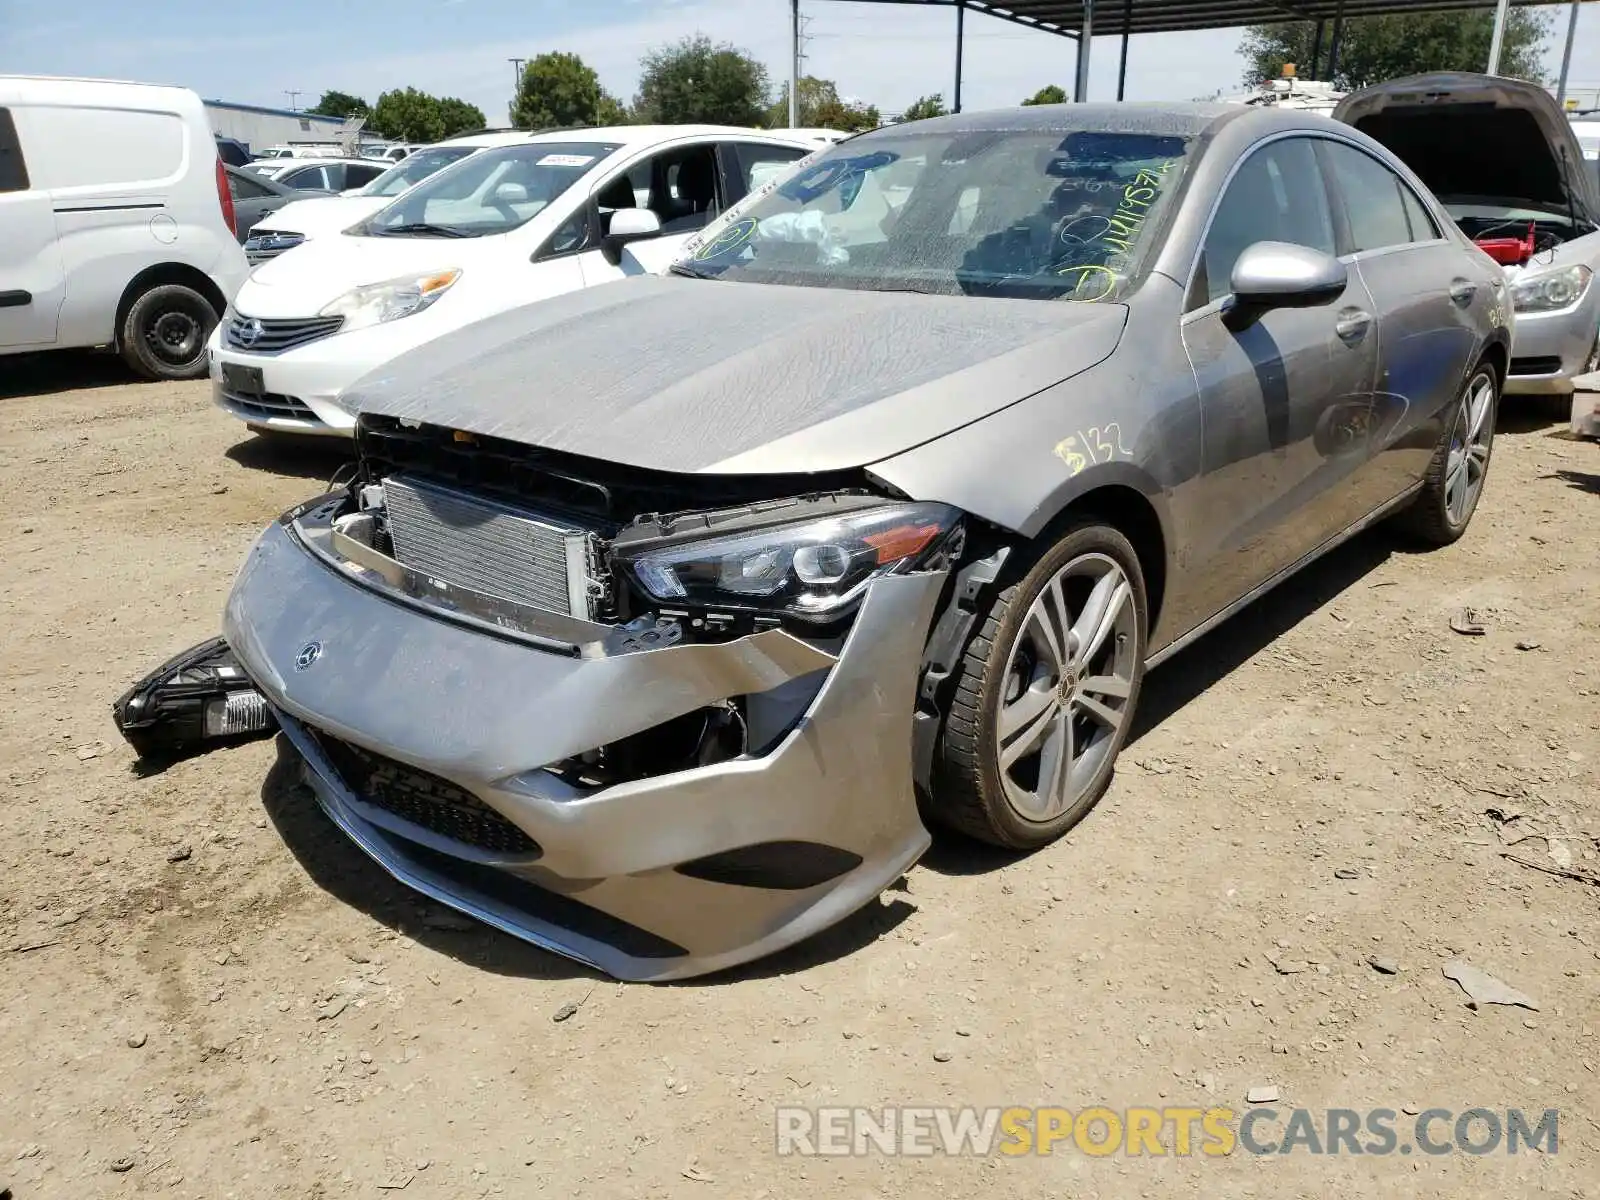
[615,501,962,623]
[1509,263,1591,313]
[319,269,462,331]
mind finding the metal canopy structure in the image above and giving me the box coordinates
[811,0,1581,107]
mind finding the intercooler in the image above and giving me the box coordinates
[380,475,603,619]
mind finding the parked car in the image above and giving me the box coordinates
[250,157,388,193]
[241,135,520,264]
[224,165,332,242]
[1335,74,1600,397]
[215,135,252,166]
[210,125,815,435]
[221,103,1509,980]
[360,142,421,162]
[0,75,247,379]
[254,144,344,160]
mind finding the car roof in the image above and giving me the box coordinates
[435,125,814,151]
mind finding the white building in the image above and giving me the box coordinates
[203,100,350,155]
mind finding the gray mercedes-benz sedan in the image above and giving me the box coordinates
[224,104,1510,981]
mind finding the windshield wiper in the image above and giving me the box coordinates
[372,222,471,238]
[669,262,721,280]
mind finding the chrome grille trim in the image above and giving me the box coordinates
[382,475,600,620]
[219,389,321,422]
[243,231,305,264]
[224,312,343,353]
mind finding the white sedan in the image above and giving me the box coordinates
[242,134,532,264]
[210,125,815,437]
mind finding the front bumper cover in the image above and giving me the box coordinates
[223,519,944,981]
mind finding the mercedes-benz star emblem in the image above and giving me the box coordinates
[294,640,323,671]
[236,318,264,347]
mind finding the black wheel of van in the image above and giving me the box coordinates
[121,284,218,381]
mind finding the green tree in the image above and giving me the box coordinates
[436,96,487,138]
[1240,10,1551,90]
[597,93,631,126]
[371,89,485,141]
[512,51,626,129]
[1022,84,1068,106]
[307,89,369,120]
[633,34,770,126]
[766,76,879,132]
[815,95,880,133]
[899,94,949,122]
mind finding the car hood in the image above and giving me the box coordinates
[346,275,1128,474]
[237,231,497,318]
[1334,73,1599,221]
[252,195,390,238]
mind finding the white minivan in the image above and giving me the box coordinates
[0,76,249,379]
[211,125,814,436]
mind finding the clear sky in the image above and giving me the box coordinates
[1,0,1595,124]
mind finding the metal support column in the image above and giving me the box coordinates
[1487,0,1511,75]
[1327,0,1346,82]
[1075,0,1094,102]
[954,0,966,113]
[1309,20,1324,79]
[1555,0,1581,104]
[1116,0,1131,100]
[789,0,800,127]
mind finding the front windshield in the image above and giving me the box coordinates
[360,141,620,238]
[676,127,1192,301]
[363,146,477,197]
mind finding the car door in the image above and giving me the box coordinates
[571,140,727,284]
[227,169,279,242]
[1317,138,1481,504]
[1179,134,1382,614]
[0,103,64,348]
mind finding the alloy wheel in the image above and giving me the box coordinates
[1445,373,1494,526]
[993,552,1139,823]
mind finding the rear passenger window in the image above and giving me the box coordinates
[0,108,28,192]
[1321,141,1418,252]
[23,106,184,188]
[1399,184,1439,240]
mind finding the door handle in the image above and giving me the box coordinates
[1449,279,1477,306]
[1335,309,1372,342]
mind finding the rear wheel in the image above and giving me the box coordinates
[1394,362,1497,546]
[931,521,1147,849]
[120,284,218,381]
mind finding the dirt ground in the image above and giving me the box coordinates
[1,352,1597,1200]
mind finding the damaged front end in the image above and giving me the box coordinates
[222,416,963,980]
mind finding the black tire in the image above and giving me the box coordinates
[1394,361,1498,547]
[119,284,218,381]
[931,520,1148,850]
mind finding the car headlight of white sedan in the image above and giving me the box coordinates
[1508,263,1591,313]
[319,269,462,331]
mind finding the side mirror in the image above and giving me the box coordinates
[1223,241,1347,331]
[602,207,663,264]
[606,207,663,244]
[491,181,531,205]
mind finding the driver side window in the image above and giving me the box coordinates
[1191,137,1336,310]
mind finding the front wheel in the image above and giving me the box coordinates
[120,283,219,381]
[1394,362,1498,546]
[931,521,1148,849]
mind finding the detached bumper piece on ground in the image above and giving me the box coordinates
[113,636,277,761]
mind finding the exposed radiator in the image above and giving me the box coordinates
[382,474,601,619]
